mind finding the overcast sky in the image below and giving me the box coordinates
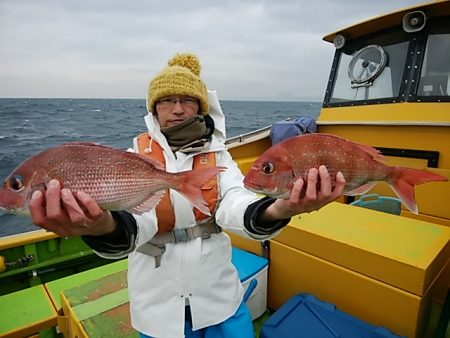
[0,0,426,101]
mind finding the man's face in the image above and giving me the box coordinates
[155,96,200,127]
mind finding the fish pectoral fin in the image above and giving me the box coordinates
[129,190,166,215]
[344,182,377,196]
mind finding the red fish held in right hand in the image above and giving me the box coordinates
[243,133,447,214]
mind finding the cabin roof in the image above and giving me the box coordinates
[323,1,450,43]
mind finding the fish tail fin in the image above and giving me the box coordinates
[175,166,226,216]
[389,167,447,214]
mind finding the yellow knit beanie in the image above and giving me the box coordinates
[148,53,209,114]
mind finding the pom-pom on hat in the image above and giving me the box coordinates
[148,53,209,114]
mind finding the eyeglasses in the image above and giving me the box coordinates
[157,96,199,109]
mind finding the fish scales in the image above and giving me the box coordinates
[40,145,170,208]
[287,135,388,191]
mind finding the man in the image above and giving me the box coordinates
[29,53,345,338]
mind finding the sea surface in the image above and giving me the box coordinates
[0,98,321,237]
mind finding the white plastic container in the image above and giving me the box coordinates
[232,247,269,320]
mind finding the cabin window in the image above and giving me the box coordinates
[328,30,409,104]
[417,18,450,98]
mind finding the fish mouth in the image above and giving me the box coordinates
[0,204,27,215]
[0,205,10,213]
[244,184,285,199]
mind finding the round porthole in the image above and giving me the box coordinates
[348,45,388,87]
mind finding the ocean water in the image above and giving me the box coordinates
[0,98,321,237]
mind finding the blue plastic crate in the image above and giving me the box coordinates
[231,247,268,283]
[261,293,405,338]
[351,194,402,215]
[231,247,269,320]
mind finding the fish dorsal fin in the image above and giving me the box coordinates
[60,142,124,153]
[356,143,385,163]
[61,141,102,147]
[130,190,166,215]
[61,142,166,170]
[320,133,385,164]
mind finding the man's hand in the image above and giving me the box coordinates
[29,179,117,237]
[261,165,346,221]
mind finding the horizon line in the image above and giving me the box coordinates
[0,97,323,103]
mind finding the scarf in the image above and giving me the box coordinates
[160,115,214,152]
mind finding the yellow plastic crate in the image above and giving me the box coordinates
[269,202,450,338]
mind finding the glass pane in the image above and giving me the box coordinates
[418,29,450,97]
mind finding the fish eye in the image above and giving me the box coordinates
[8,175,24,191]
[262,162,275,175]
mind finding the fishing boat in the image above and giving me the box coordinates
[1,1,449,337]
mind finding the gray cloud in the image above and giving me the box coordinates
[0,0,424,101]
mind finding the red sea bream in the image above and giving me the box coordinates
[243,133,447,214]
[0,142,225,216]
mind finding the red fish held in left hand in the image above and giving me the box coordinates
[0,142,226,217]
[243,133,447,214]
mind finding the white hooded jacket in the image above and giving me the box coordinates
[108,90,275,337]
